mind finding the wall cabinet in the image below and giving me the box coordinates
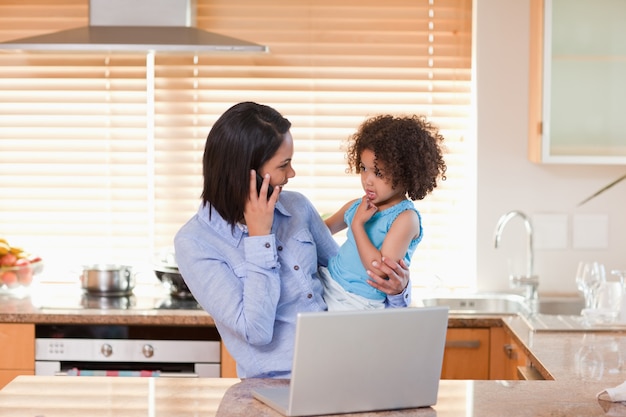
[0,323,35,388]
[528,0,626,164]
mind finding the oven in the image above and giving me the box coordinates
[35,324,221,377]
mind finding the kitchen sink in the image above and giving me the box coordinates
[535,296,584,315]
[419,293,529,315]
[418,293,626,332]
[419,293,585,316]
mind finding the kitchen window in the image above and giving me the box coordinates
[0,0,474,290]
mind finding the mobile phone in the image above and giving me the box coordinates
[256,173,274,197]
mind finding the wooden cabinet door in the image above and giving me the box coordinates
[0,323,35,370]
[220,343,237,378]
[441,328,490,380]
[0,323,35,389]
[490,326,527,380]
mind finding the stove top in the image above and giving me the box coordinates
[30,284,202,311]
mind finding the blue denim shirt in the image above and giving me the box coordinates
[174,190,410,378]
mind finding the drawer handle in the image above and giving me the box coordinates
[445,340,481,349]
[504,343,519,359]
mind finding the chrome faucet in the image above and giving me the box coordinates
[494,210,539,310]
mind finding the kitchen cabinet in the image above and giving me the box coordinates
[528,0,626,164]
[489,326,529,380]
[442,326,535,380]
[221,344,237,378]
[441,328,490,379]
[223,326,510,379]
[0,323,35,388]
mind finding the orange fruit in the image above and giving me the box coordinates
[1,271,18,287]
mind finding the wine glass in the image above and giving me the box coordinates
[576,261,606,310]
[575,334,604,381]
[611,270,626,287]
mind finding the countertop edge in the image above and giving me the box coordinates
[0,311,215,326]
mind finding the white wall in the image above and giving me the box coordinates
[475,0,626,295]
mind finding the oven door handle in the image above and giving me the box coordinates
[55,369,199,377]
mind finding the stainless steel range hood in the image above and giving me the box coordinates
[0,0,268,53]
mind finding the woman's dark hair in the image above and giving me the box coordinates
[201,102,291,227]
[346,114,447,201]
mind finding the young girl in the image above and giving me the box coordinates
[321,114,447,310]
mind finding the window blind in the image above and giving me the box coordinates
[0,0,474,289]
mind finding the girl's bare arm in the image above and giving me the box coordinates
[352,208,420,279]
[324,199,358,234]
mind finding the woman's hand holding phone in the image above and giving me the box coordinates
[256,173,274,197]
[244,170,279,236]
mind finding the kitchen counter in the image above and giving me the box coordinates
[0,376,238,417]
[0,371,624,417]
[0,284,518,328]
[218,377,625,417]
[0,292,502,328]
[0,283,214,326]
[2,286,626,415]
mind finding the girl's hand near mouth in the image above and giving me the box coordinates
[352,195,378,227]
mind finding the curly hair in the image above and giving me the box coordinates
[345,114,447,201]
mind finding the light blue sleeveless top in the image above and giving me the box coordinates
[327,199,422,300]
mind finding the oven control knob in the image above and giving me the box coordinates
[101,343,113,357]
[142,344,154,358]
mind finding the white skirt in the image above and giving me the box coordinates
[318,266,385,311]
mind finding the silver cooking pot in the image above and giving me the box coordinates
[80,264,135,296]
[153,265,194,299]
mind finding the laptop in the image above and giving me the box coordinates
[252,306,449,416]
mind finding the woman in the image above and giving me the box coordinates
[174,102,411,378]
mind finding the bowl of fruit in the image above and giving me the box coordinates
[0,238,43,294]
